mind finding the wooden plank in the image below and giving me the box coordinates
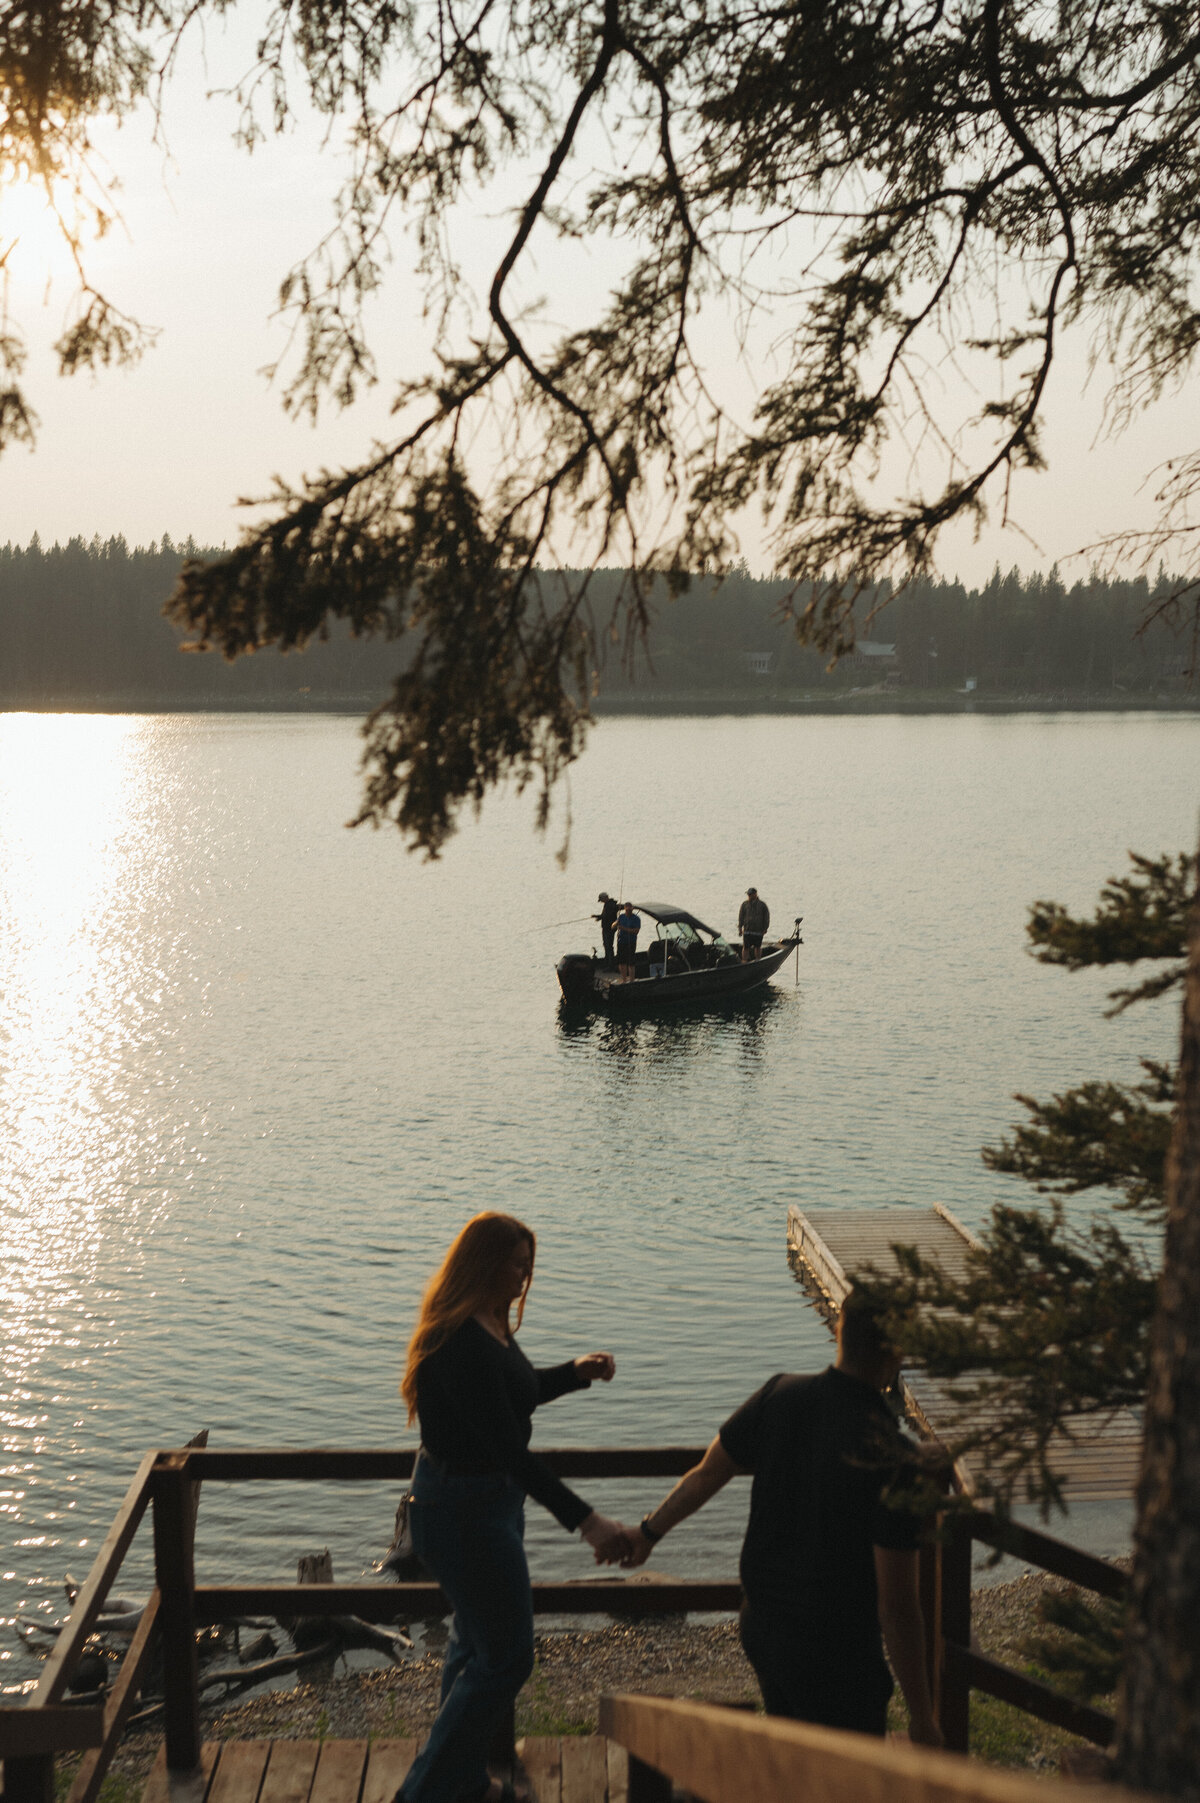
[965,1514,1127,1600]
[194,1583,742,1622]
[309,1738,369,1803]
[180,1449,709,1483]
[0,1709,104,1758]
[141,1742,220,1803]
[207,1742,271,1803]
[259,1742,321,1803]
[182,1452,418,1483]
[947,1647,1116,1747]
[31,1450,157,1705]
[360,1740,419,1803]
[605,1740,628,1803]
[560,1738,609,1803]
[598,1693,1151,1803]
[519,1738,562,1803]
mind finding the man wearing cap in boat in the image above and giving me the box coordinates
[738,887,770,961]
[612,1290,943,1747]
[594,892,619,967]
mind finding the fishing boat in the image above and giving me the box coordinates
[556,901,802,1009]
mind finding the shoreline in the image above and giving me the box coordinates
[1,693,1197,718]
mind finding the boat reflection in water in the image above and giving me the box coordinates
[556,901,802,1011]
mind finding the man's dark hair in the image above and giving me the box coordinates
[839,1289,895,1366]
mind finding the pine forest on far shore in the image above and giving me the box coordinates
[0,534,1193,710]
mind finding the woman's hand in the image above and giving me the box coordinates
[579,1511,632,1563]
[574,1352,616,1382]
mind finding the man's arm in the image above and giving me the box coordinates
[618,1436,743,1567]
[875,1546,943,1747]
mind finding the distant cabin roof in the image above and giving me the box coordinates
[632,902,720,935]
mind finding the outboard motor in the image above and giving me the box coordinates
[556,953,597,1004]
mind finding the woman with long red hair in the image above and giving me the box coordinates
[396,1212,628,1803]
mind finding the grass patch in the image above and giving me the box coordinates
[889,1676,1112,1772]
[515,1662,595,1738]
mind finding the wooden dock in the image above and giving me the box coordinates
[142,1737,627,1803]
[786,1203,1142,1501]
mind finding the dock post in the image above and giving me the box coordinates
[153,1458,201,1770]
[937,1512,972,1753]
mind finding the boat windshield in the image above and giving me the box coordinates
[655,920,702,948]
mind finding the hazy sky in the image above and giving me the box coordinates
[3,10,1197,588]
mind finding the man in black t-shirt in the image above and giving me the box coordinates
[594,892,620,966]
[618,1293,942,1743]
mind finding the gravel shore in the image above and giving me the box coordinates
[85,1565,1113,1795]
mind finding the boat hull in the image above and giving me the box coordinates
[557,937,799,1010]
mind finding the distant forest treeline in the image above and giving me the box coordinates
[0,533,1194,708]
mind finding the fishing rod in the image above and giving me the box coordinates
[524,914,596,933]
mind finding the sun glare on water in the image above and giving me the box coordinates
[0,716,160,1424]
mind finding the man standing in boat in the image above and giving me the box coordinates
[614,1291,942,1747]
[616,902,641,984]
[738,887,770,961]
[594,892,620,967]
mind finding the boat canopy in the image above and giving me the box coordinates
[632,902,720,937]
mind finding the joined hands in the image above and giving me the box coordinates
[579,1518,655,1566]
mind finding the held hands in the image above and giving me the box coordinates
[580,1512,633,1563]
[574,1351,616,1382]
[619,1526,653,1569]
[578,1516,657,1567]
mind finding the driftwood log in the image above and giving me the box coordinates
[282,1549,413,1657]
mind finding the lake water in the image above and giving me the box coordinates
[0,709,1196,1692]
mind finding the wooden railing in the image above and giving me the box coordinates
[6,1444,1128,1803]
[926,1510,1126,1753]
[598,1694,1138,1803]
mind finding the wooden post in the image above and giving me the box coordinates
[626,1754,673,1803]
[3,1756,55,1803]
[153,1461,201,1770]
[937,1513,972,1754]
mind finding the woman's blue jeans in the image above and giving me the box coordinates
[401,1456,535,1803]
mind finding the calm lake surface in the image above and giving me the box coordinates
[1,709,1196,1691]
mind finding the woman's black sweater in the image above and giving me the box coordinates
[416,1317,593,1531]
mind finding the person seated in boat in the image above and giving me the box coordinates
[616,902,641,983]
[738,887,770,961]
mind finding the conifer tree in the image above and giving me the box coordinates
[863,848,1199,1787]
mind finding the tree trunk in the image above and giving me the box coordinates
[1117,858,1200,1796]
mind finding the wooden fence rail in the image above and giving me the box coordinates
[5,1443,1131,1803]
[598,1694,1136,1803]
